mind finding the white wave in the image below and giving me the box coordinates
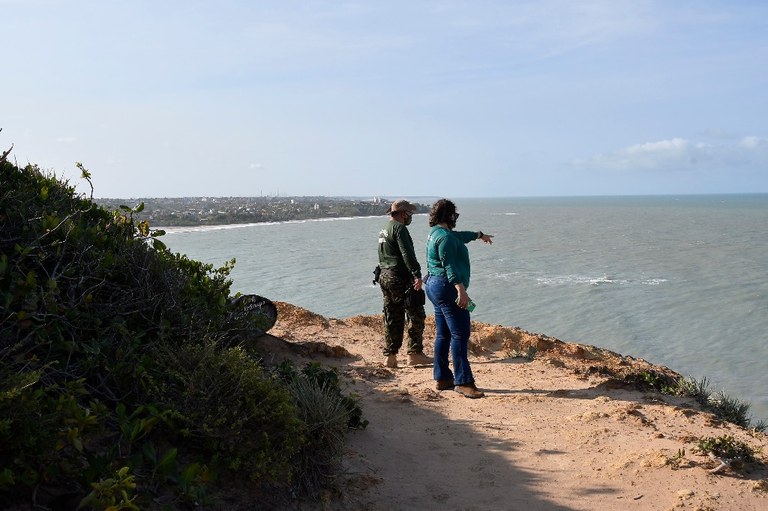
[489,271,518,281]
[536,274,630,286]
[534,274,669,287]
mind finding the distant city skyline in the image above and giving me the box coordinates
[3,1,767,198]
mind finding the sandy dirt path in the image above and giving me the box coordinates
[267,302,768,511]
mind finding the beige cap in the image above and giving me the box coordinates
[387,199,417,214]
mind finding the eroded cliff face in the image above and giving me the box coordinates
[271,300,681,386]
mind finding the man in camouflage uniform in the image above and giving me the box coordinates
[377,199,432,368]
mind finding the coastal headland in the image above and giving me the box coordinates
[92,193,768,509]
[95,196,430,227]
[266,301,768,510]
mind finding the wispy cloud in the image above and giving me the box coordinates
[574,136,768,172]
[4,1,767,197]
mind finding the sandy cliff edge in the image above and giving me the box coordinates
[264,302,768,511]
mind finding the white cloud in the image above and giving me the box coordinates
[739,136,767,150]
[574,136,768,172]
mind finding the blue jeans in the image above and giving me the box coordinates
[424,275,475,386]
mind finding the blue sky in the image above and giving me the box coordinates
[3,0,767,198]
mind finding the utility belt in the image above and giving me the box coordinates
[381,267,414,281]
[373,265,413,285]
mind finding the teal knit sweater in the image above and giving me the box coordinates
[425,226,478,288]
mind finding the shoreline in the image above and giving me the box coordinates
[95,196,431,229]
[158,213,390,234]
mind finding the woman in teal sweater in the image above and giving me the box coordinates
[424,199,494,398]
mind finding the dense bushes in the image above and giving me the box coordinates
[0,154,363,509]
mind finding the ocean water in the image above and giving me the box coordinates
[160,195,768,422]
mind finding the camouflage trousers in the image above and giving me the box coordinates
[379,269,426,356]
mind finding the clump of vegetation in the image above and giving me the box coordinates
[673,375,712,405]
[504,345,537,361]
[671,447,687,465]
[694,435,762,474]
[277,361,368,496]
[696,435,759,463]
[634,369,679,395]
[0,151,363,508]
[706,390,752,428]
[632,370,766,432]
[673,377,765,431]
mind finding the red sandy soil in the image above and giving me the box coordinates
[263,302,768,511]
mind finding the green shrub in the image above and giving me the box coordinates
[145,340,303,482]
[673,375,711,405]
[696,435,760,464]
[289,377,351,494]
[1,156,326,507]
[78,466,139,511]
[277,361,368,495]
[279,361,368,431]
[707,390,753,429]
[0,374,106,499]
[630,368,764,432]
[672,376,765,431]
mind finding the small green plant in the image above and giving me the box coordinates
[637,370,677,394]
[636,371,766,432]
[174,462,213,504]
[695,435,760,468]
[673,376,711,405]
[668,448,687,469]
[77,466,139,511]
[707,390,752,428]
[752,418,768,433]
[505,345,537,361]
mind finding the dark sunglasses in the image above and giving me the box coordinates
[452,212,460,220]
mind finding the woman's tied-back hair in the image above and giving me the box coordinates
[429,198,457,227]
